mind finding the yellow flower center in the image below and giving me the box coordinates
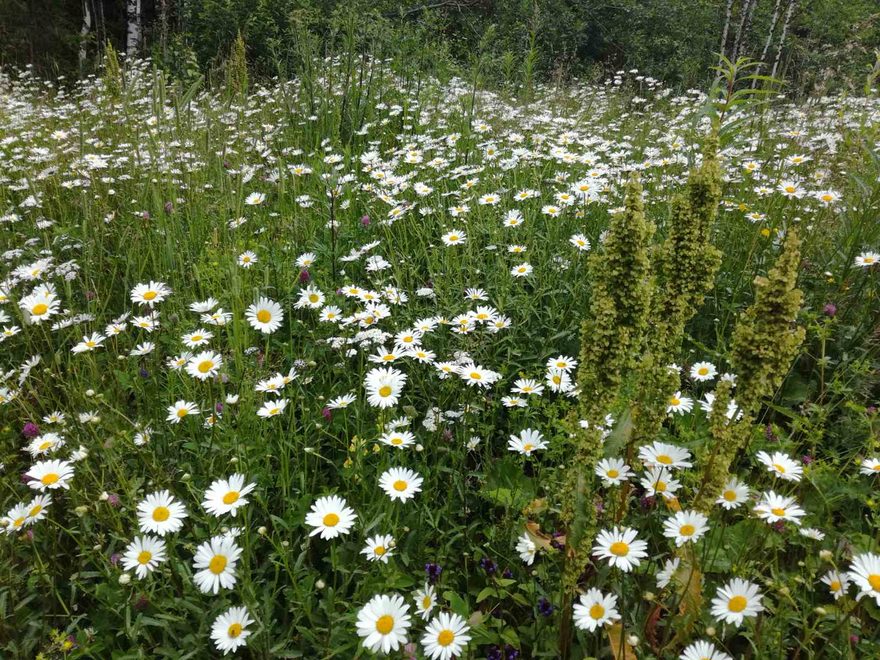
[137,550,152,564]
[28,505,42,517]
[868,574,880,591]
[308,294,319,303]
[228,623,243,638]
[670,398,680,406]
[393,480,408,492]
[655,481,667,492]
[208,555,228,574]
[830,580,841,591]
[771,507,786,516]
[656,455,673,465]
[438,629,455,646]
[589,603,605,619]
[422,596,432,609]
[609,541,629,556]
[773,463,786,474]
[41,473,59,486]
[374,545,386,556]
[223,491,240,505]
[31,303,48,316]
[728,595,748,612]
[256,310,271,323]
[378,385,393,397]
[152,506,170,522]
[523,443,534,452]
[322,513,339,527]
[470,372,482,380]
[449,235,459,241]
[143,291,157,301]
[785,186,795,194]
[375,615,394,635]
[607,469,619,478]
[679,524,696,536]
[698,367,708,375]
[38,441,52,451]
[197,360,214,373]
[13,517,25,528]
[723,490,737,502]
[391,438,403,445]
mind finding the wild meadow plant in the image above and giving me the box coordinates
[0,46,879,659]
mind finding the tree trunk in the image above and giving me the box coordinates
[95,0,106,47]
[79,0,92,69]
[770,0,797,80]
[158,0,169,61]
[731,0,758,63]
[126,0,142,55]
[718,0,736,64]
[753,0,783,84]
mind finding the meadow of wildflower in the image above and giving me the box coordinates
[1,45,880,660]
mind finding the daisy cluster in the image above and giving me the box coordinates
[1,59,879,658]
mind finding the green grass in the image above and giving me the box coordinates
[0,56,879,659]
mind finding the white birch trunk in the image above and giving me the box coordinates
[770,0,797,80]
[126,0,142,55]
[79,0,92,67]
[731,0,758,63]
[752,0,782,86]
[718,0,736,64]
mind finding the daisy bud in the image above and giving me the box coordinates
[626,635,639,646]
[415,444,424,452]
[258,526,267,535]
[74,505,88,517]
[814,607,827,616]
[229,457,238,464]
[643,591,655,601]
[85,389,95,397]
[819,550,833,561]
[182,473,191,481]
[315,579,325,589]
[705,627,716,637]
[118,573,131,585]
[99,492,109,501]
[281,541,289,547]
